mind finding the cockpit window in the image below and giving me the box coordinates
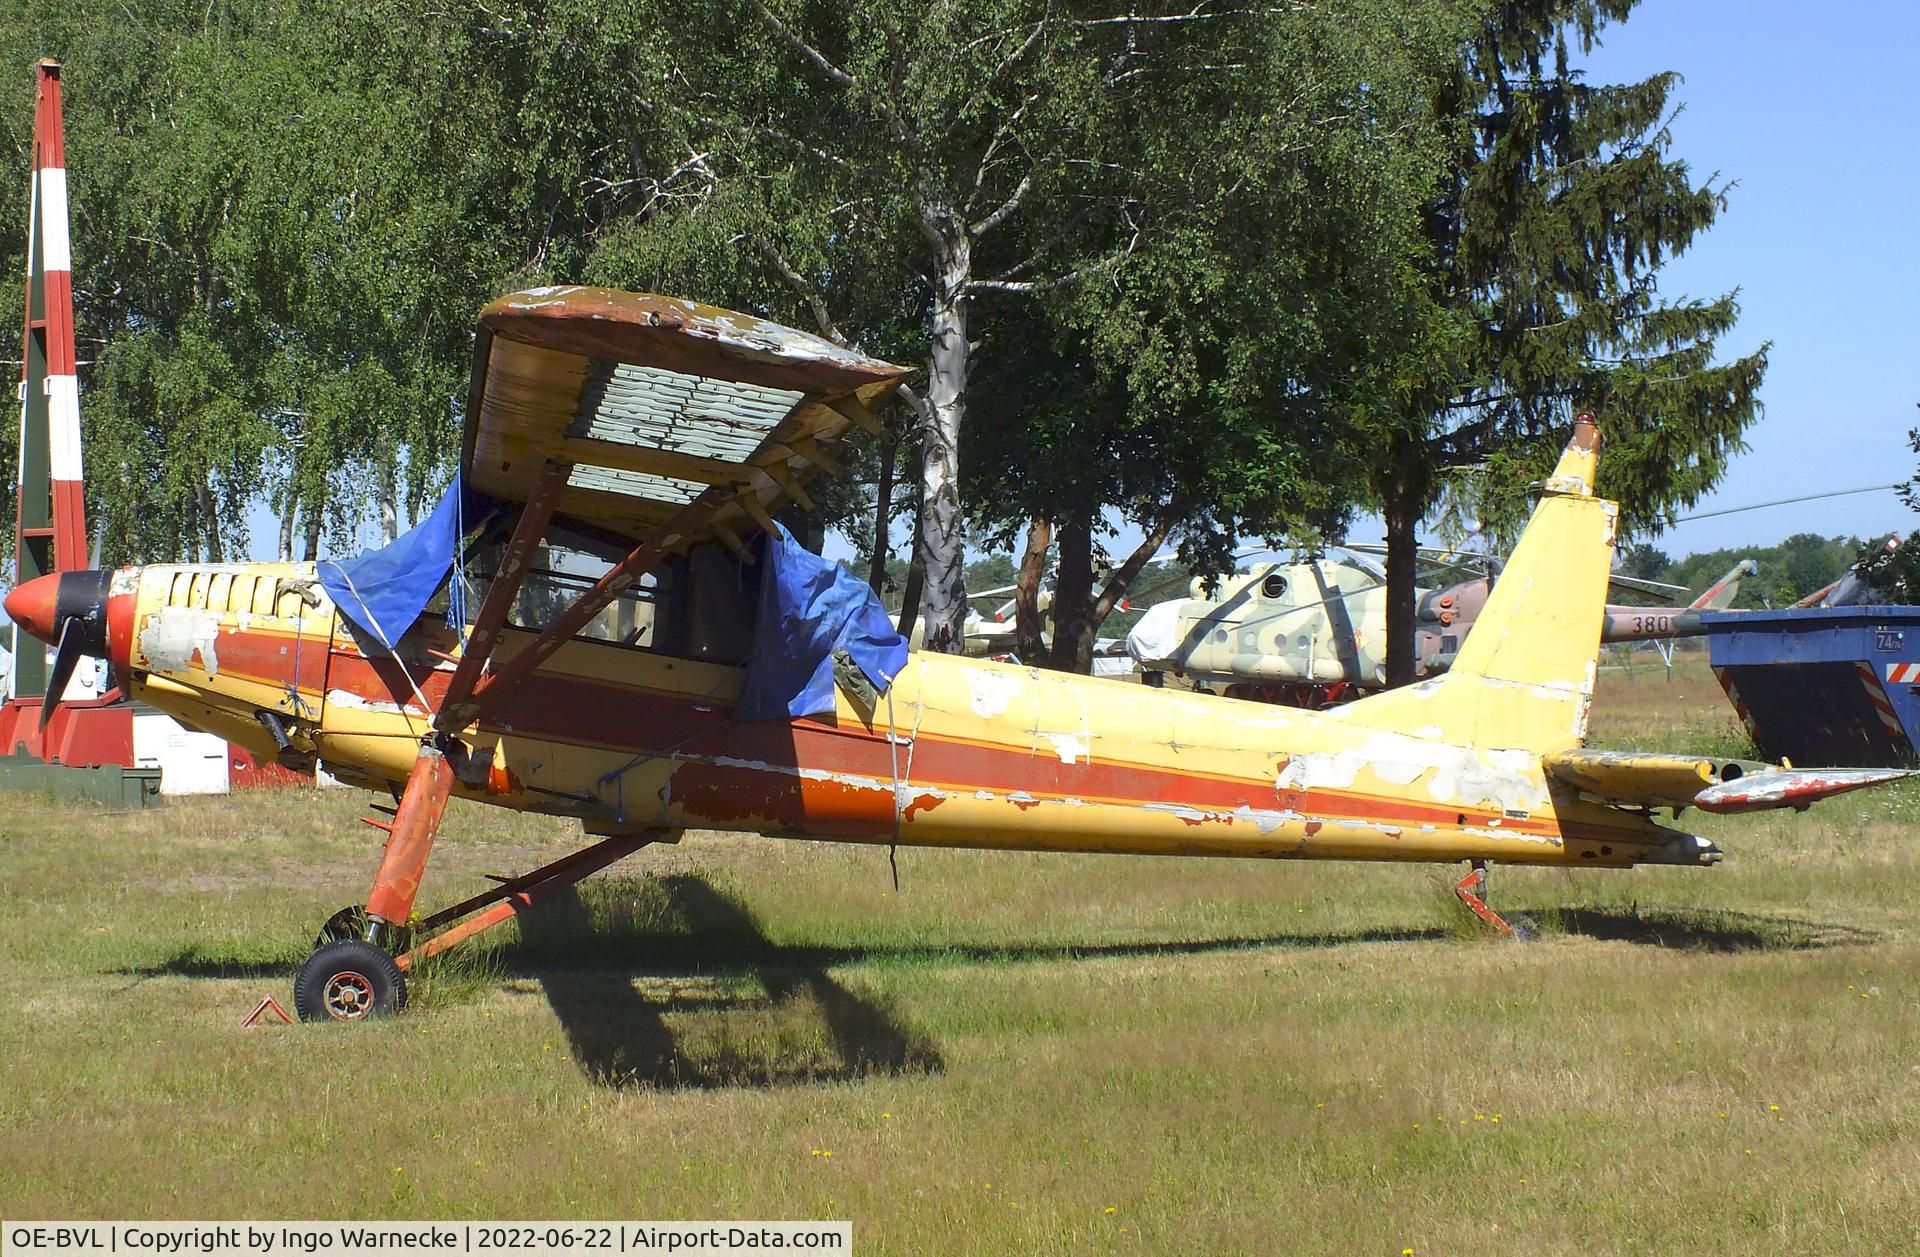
[463,521,760,666]
[508,546,665,648]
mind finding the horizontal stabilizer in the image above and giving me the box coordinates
[1693,767,1915,814]
[1545,749,1914,813]
[1541,749,1739,808]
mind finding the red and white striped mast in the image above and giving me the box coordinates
[11,58,87,701]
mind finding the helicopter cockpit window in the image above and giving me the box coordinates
[1259,572,1288,600]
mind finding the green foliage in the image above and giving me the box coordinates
[1363,0,1768,680]
[0,0,1768,634]
[1856,417,1920,603]
[1619,540,1671,581]
[980,0,1472,557]
[1648,534,1862,609]
[0,0,690,564]
[1854,534,1920,606]
[1443,3,1766,533]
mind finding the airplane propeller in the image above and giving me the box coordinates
[39,616,85,731]
[3,568,115,731]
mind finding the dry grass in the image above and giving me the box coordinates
[2,664,1918,1253]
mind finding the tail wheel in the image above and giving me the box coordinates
[294,939,407,1022]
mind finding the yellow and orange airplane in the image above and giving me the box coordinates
[7,288,1907,1021]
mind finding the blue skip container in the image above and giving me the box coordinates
[1703,605,1920,768]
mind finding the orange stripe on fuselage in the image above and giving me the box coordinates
[146,621,329,698]
[299,629,1639,847]
[464,666,1591,841]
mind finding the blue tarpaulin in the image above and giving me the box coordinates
[736,523,910,721]
[318,472,473,653]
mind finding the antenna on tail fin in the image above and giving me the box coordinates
[1329,416,1617,753]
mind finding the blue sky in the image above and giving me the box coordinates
[1569,0,1918,555]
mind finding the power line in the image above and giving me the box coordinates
[1670,483,1903,525]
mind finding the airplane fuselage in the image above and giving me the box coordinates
[102,559,1690,871]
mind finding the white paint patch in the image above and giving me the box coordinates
[1278,729,1548,815]
[1427,745,1545,812]
[1336,730,1544,812]
[1230,804,1292,835]
[967,670,1023,719]
[46,375,81,480]
[895,783,948,809]
[38,168,70,272]
[326,688,426,718]
[1039,732,1089,765]
[1144,802,1222,825]
[1277,752,1364,792]
[138,606,224,674]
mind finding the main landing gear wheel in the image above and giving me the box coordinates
[294,939,407,1022]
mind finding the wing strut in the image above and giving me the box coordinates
[436,459,572,731]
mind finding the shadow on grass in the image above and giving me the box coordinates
[111,907,1444,986]
[118,944,298,981]
[509,876,945,1090]
[114,896,1875,990]
[1534,904,1879,952]
[115,876,1878,1087]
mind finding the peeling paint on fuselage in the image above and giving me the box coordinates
[114,558,1684,872]
[139,605,225,675]
[967,669,1022,718]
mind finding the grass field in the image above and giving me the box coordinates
[2,659,1917,1253]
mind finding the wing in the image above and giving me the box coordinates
[462,286,912,548]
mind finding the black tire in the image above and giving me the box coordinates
[294,939,407,1022]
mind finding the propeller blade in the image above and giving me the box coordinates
[39,617,83,732]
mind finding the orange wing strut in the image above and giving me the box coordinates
[435,459,571,731]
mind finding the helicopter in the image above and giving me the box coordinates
[1126,548,1756,707]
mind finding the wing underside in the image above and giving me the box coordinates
[462,286,912,549]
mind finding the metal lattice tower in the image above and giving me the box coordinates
[11,58,87,700]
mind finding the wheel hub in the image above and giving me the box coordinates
[322,969,375,1019]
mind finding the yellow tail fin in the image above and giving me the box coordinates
[1331,418,1618,752]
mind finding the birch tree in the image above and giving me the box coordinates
[590,0,1337,652]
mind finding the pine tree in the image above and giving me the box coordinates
[1377,0,1768,686]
